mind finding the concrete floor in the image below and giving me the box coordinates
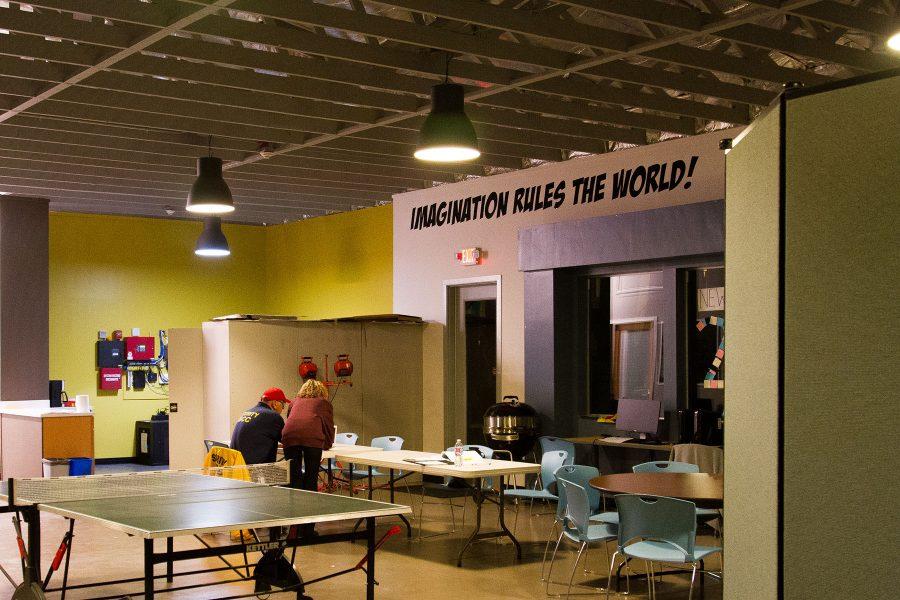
[0,488,723,599]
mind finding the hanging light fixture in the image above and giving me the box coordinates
[194,217,231,257]
[414,54,480,163]
[186,136,235,214]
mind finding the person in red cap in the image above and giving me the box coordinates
[230,387,289,465]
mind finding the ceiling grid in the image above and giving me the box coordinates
[0,0,894,223]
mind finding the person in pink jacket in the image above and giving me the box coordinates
[281,379,335,493]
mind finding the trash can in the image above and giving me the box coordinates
[42,458,69,478]
[68,457,93,476]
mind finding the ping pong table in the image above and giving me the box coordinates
[2,462,410,599]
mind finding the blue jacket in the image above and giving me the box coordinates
[230,401,284,464]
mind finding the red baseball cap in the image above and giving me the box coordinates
[261,387,289,403]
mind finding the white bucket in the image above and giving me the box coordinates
[42,459,69,478]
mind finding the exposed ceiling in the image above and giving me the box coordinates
[0,0,896,224]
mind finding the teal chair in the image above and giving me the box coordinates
[541,465,619,581]
[545,480,617,597]
[505,450,569,531]
[607,495,721,600]
[343,436,407,496]
[632,462,721,528]
[538,436,576,461]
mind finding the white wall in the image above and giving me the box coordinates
[393,129,738,450]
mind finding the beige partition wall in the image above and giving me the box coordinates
[724,104,782,600]
[168,328,205,469]
[169,319,425,466]
[725,71,898,599]
[782,75,898,599]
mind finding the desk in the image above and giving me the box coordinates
[566,437,673,471]
[333,449,540,566]
[589,473,723,509]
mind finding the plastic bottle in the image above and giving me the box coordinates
[454,439,463,467]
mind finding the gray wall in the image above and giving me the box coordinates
[0,196,49,401]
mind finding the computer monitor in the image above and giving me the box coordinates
[616,398,661,437]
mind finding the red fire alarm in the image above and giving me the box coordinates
[99,368,122,390]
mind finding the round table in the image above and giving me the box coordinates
[589,473,724,509]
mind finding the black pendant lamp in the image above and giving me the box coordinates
[195,217,231,257]
[186,137,235,214]
[414,55,480,163]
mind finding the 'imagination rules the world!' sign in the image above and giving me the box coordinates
[408,156,701,231]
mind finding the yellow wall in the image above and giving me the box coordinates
[264,205,393,319]
[49,205,394,458]
[50,213,268,458]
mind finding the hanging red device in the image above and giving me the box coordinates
[298,357,318,380]
[334,354,353,378]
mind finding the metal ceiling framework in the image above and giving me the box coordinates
[0,0,895,223]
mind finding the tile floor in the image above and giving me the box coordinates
[0,487,723,599]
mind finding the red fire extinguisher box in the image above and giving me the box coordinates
[99,368,122,390]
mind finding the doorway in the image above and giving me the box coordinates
[445,278,500,448]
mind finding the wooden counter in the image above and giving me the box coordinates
[0,410,94,479]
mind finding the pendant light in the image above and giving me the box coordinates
[414,54,480,163]
[186,136,235,214]
[195,217,230,257]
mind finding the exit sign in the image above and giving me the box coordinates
[456,247,482,266]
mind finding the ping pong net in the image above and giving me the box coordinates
[6,462,290,506]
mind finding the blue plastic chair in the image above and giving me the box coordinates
[324,432,358,488]
[342,436,406,495]
[505,450,568,531]
[546,480,617,597]
[541,465,619,581]
[539,436,576,461]
[632,462,720,526]
[607,495,722,600]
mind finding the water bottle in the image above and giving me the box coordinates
[454,439,463,467]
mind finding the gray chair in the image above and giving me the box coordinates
[607,494,721,599]
[203,439,229,453]
[632,462,721,530]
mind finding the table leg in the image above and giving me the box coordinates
[144,538,155,599]
[456,482,484,568]
[498,476,521,560]
[388,469,412,538]
[367,466,373,500]
[366,517,376,600]
[25,508,41,584]
[166,537,174,583]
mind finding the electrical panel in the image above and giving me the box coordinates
[97,340,126,368]
[125,336,155,361]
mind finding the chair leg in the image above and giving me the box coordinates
[513,499,520,533]
[688,563,698,600]
[605,550,619,600]
[645,561,653,600]
[540,519,559,581]
[545,531,566,597]
[566,542,587,598]
[417,487,426,541]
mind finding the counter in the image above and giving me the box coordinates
[0,406,94,479]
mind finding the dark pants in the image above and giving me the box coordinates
[284,446,323,537]
[284,446,323,492]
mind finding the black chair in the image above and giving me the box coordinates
[204,439,230,453]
